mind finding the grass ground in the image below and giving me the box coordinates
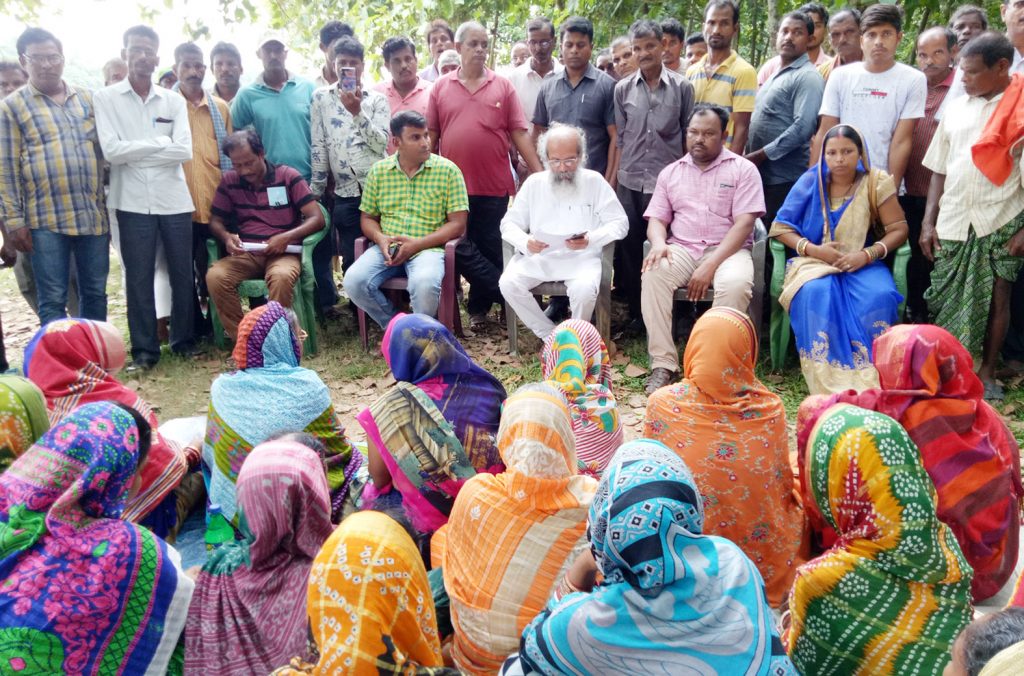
[3,256,1023,446]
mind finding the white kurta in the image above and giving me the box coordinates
[500,168,627,280]
[499,168,627,338]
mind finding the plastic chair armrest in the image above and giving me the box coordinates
[206,238,221,263]
[769,238,787,299]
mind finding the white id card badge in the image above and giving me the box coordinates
[267,186,288,206]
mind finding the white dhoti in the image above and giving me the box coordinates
[499,251,602,340]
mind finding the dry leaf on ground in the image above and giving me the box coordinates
[624,364,647,378]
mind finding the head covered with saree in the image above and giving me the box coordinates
[186,440,334,674]
[773,124,884,250]
[541,319,622,475]
[205,302,357,523]
[517,439,797,675]
[644,307,804,606]
[796,324,1022,601]
[381,313,506,472]
[769,124,902,394]
[440,383,597,674]
[0,375,49,472]
[22,319,186,525]
[277,511,450,675]
[357,382,484,534]
[0,401,193,675]
[788,404,973,675]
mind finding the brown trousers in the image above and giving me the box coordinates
[206,252,301,339]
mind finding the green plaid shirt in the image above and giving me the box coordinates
[0,83,107,235]
[360,153,468,246]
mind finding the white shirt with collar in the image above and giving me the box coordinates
[923,90,1024,241]
[93,78,194,215]
[507,59,564,123]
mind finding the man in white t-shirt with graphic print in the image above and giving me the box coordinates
[809,3,926,189]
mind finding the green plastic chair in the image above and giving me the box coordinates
[206,203,330,354]
[768,238,910,371]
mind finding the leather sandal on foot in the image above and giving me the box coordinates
[645,367,678,395]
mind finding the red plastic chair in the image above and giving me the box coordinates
[353,236,464,351]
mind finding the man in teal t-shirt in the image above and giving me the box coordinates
[231,31,316,180]
[231,30,326,306]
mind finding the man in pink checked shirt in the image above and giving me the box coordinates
[640,103,765,394]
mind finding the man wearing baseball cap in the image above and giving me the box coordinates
[230,30,316,183]
[230,31,327,309]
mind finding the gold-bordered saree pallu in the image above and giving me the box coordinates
[770,163,903,395]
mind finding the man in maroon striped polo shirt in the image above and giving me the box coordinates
[206,129,325,339]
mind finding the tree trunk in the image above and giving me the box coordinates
[765,0,778,64]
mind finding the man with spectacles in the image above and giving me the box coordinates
[499,124,626,339]
[0,27,107,327]
[427,20,542,329]
[94,24,199,370]
[507,16,563,133]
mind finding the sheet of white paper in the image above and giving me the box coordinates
[532,230,572,250]
[241,242,302,254]
[158,416,207,448]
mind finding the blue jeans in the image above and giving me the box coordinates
[30,229,109,325]
[343,244,444,328]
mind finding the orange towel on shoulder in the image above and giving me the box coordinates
[972,73,1024,186]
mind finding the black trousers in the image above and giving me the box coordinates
[456,195,508,315]
[615,185,653,320]
[897,194,934,322]
[332,195,363,276]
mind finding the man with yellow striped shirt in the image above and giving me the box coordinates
[173,42,232,333]
[686,0,757,153]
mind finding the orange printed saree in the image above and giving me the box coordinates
[644,307,805,606]
[437,383,596,674]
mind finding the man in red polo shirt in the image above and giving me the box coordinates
[427,20,543,328]
[206,129,325,339]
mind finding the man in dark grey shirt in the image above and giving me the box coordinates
[613,18,694,326]
[746,10,824,226]
[533,16,617,179]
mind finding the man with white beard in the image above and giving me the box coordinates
[499,124,628,340]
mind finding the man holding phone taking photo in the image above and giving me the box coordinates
[310,35,390,286]
[499,124,627,340]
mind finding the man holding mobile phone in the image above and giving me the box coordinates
[344,110,468,328]
[310,35,390,284]
[499,124,627,340]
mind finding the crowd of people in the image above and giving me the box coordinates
[2,0,1024,674]
[3,308,1024,674]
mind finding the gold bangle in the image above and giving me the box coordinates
[797,238,809,256]
[863,248,874,263]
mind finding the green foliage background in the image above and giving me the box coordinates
[0,0,1011,71]
[220,0,1006,68]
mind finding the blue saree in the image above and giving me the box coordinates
[770,149,902,394]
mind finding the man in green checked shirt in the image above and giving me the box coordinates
[344,110,468,327]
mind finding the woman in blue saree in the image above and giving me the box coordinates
[769,125,908,394]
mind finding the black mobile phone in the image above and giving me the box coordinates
[567,232,586,240]
[388,242,401,259]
